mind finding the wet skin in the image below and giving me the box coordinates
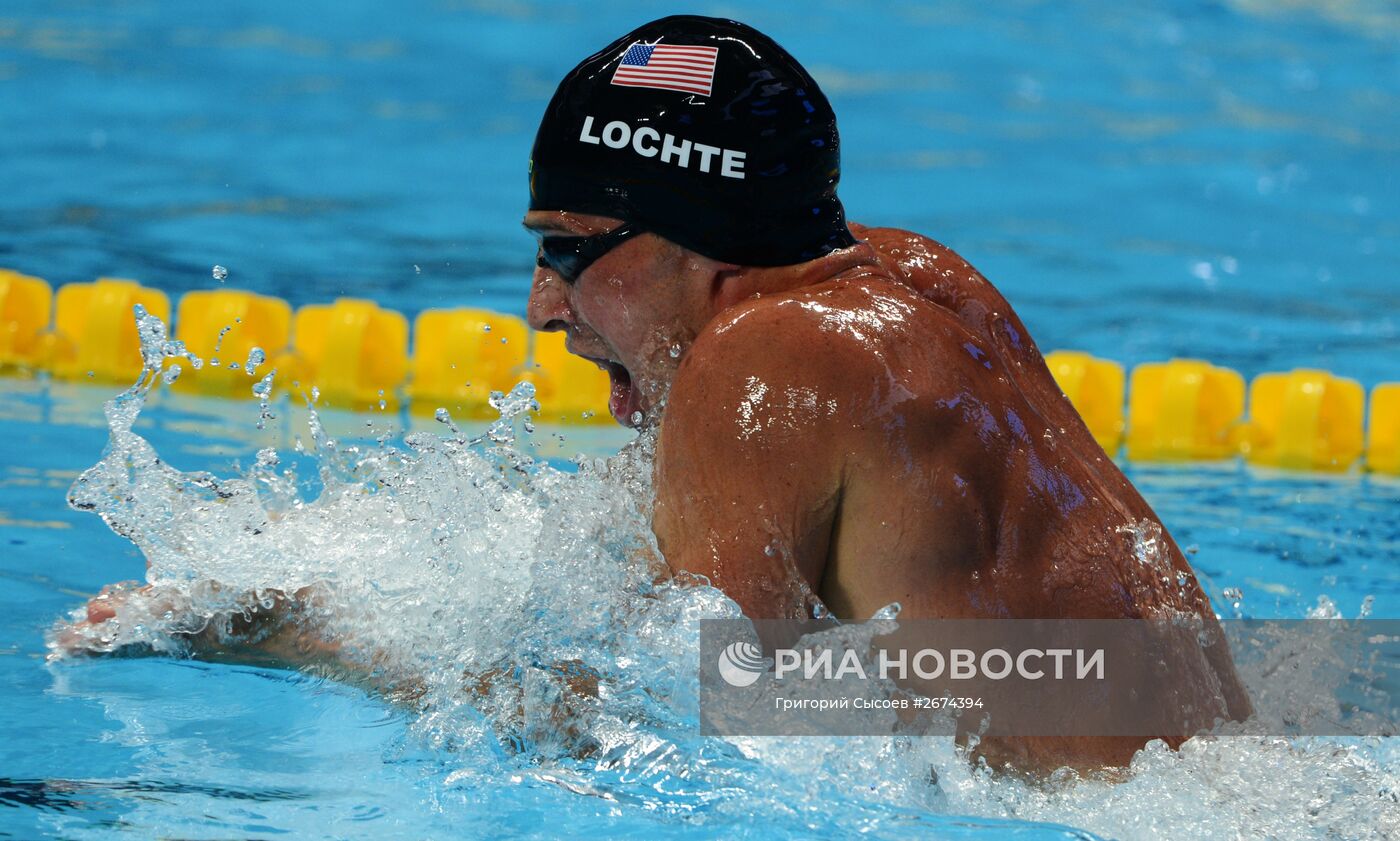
[525,211,1251,771]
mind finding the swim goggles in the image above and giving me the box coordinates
[536,223,646,284]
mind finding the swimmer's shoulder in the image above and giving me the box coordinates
[848,221,997,305]
[681,279,986,421]
[682,283,892,396]
[658,290,881,526]
[848,222,977,273]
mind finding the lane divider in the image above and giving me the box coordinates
[0,271,1395,470]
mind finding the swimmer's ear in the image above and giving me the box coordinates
[678,247,738,300]
[685,250,739,274]
[709,264,747,306]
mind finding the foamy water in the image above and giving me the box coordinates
[47,310,1400,840]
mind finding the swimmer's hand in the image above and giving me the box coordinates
[49,580,201,659]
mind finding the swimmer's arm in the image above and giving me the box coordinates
[52,582,416,699]
[652,305,868,618]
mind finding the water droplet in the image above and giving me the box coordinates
[212,265,228,281]
[629,410,643,426]
[212,324,234,362]
[413,264,421,274]
[245,347,266,370]
[482,324,492,332]
[162,363,182,385]
[669,343,681,359]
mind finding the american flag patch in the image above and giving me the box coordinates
[610,40,718,97]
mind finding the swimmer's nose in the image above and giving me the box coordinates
[526,266,573,332]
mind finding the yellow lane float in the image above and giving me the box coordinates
[173,290,292,396]
[0,270,52,370]
[1243,369,1364,471]
[290,298,408,409]
[50,278,170,382]
[1368,383,1400,476]
[410,308,528,417]
[1127,359,1245,462]
[1044,350,1125,454]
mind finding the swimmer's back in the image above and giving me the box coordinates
[672,263,1198,623]
[852,222,1152,516]
[853,224,1075,421]
[752,273,1184,620]
[659,240,1250,769]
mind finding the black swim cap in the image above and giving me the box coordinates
[529,15,857,266]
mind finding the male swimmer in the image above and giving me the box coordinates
[60,16,1248,772]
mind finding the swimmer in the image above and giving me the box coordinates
[59,15,1249,773]
[523,15,1249,769]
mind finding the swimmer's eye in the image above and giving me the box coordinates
[536,223,647,284]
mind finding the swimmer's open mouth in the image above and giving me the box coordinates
[578,353,643,427]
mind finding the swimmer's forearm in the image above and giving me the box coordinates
[188,589,339,669]
[183,587,416,698]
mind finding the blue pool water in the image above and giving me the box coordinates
[2,1,1398,838]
